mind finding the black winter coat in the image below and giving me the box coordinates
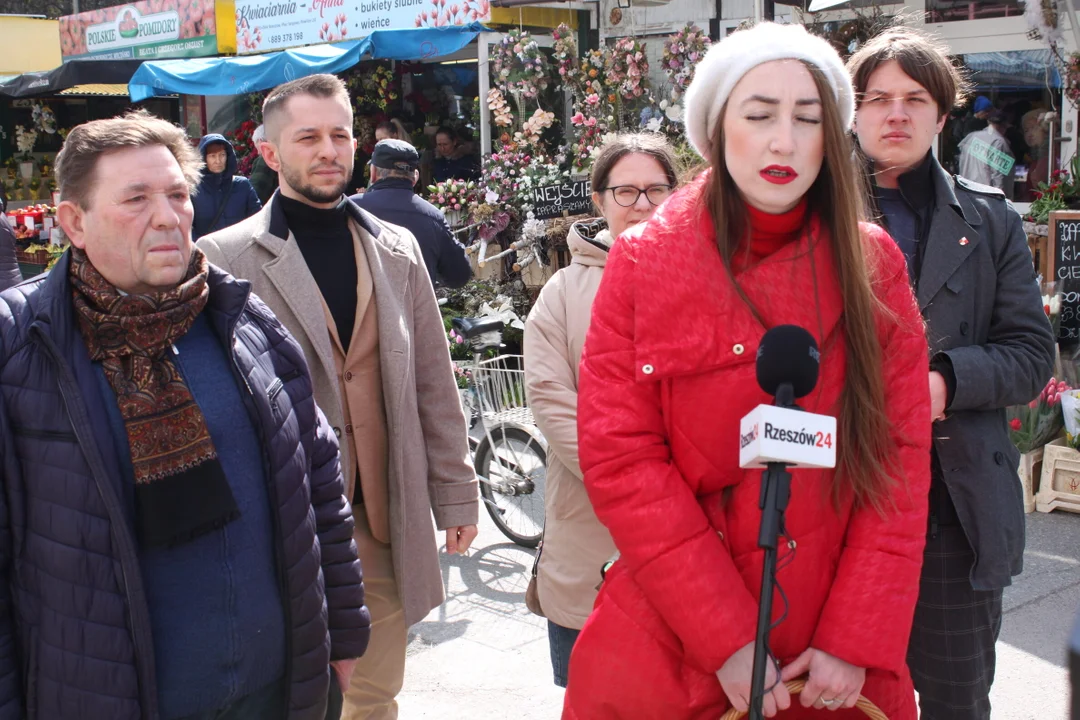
[352,178,472,288]
[914,160,1055,590]
[0,252,369,719]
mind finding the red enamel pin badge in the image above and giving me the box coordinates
[959,237,969,246]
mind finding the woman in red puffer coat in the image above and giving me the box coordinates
[564,22,931,720]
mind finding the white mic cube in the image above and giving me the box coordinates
[738,404,837,469]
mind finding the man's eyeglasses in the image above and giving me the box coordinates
[603,184,674,207]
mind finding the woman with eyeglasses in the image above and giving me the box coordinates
[562,23,931,719]
[523,133,678,689]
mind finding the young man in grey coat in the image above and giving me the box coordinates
[849,28,1055,720]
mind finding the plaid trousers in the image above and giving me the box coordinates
[906,486,1004,720]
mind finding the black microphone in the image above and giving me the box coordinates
[755,325,820,407]
[746,324,823,720]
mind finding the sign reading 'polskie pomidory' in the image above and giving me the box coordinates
[86,8,180,53]
[233,0,490,54]
[59,0,219,61]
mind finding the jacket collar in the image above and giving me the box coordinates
[367,177,415,194]
[265,189,385,247]
[894,151,935,210]
[252,189,414,390]
[567,218,611,268]
[628,172,844,381]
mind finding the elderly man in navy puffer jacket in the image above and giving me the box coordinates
[0,111,369,720]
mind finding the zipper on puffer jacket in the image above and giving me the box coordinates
[225,305,296,713]
[11,426,77,442]
[30,325,161,720]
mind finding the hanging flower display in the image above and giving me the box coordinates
[662,23,711,104]
[487,88,513,127]
[31,102,57,135]
[579,48,608,100]
[491,29,551,100]
[516,108,556,146]
[570,112,608,174]
[553,24,583,94]
[1066,52,1080,104]
[607,37,650,101]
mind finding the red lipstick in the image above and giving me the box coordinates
[760,166,797,185]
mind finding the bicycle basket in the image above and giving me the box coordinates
[472,354,533,427]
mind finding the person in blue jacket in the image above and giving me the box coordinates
[193,133,261,241]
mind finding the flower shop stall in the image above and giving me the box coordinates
[431,23,708,297]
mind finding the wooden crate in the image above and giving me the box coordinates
[1036,441,1080,514]
[1020,442,1054,513]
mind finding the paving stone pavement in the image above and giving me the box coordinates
[397,508,1080,719]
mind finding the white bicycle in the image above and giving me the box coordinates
[452,316,546,548]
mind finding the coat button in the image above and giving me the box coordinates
[344,371,354,382]
[994,451,1005,466]
[642,364,654,374]
[333,426,342,438]
[960,321,970,336]
[345,424,354,435]
[733,344,745,355]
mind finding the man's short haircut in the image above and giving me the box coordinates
[847,26,971,117]
[262,74,352,141]
[54,109,202,210]
[252,124,267,144]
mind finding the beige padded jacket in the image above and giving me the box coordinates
[524,219,618,630]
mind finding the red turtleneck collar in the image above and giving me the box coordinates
[732,198,808,274]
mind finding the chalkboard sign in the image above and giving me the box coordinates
[531,179,592,220]
[1049,210,1080,342]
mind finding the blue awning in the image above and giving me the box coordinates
[961,50,1061,90]
[128,24,485,102]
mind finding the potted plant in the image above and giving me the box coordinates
[14,126,37,180]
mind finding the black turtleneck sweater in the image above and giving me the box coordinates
[279,194,357,352]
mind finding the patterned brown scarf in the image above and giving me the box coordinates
[69,246,239,547]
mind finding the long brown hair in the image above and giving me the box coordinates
[704,62,895,510]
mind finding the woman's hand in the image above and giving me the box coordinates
[716,642,791,718]
[781,648,866,711]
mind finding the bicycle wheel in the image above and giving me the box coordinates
[474,425,546,548]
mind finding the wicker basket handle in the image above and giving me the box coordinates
[718,678,887,719]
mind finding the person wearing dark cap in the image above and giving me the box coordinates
[352,139,472,288]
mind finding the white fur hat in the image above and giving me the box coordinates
[683,22,855,159]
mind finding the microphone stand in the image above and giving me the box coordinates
[749,382,795,720]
